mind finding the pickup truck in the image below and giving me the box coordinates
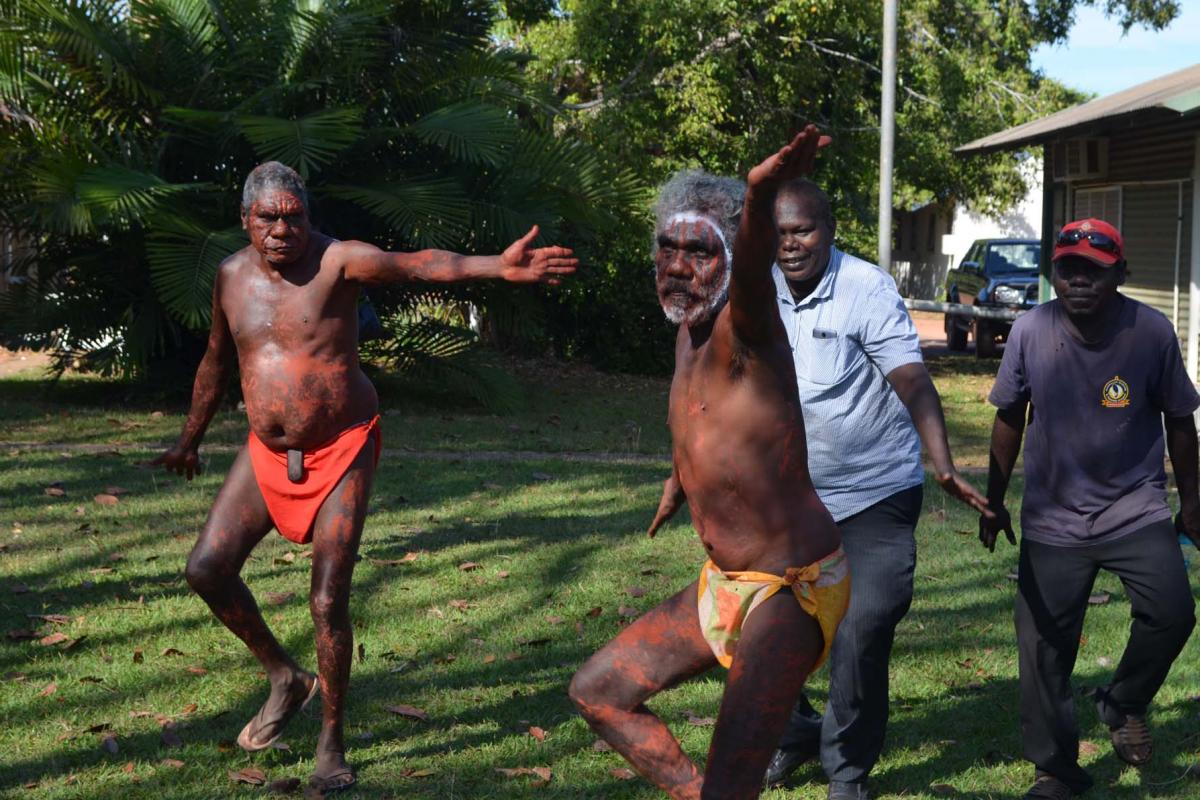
[943,238,1041,358]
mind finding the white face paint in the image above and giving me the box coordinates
[665,212,733,266]
[654,211,732,326]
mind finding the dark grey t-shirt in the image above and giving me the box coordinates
[989,297,1200,546]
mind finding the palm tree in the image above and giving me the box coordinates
[0,0,640,397]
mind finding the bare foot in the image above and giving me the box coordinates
[237,669,318,751]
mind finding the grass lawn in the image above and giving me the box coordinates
[1,356,1197,799]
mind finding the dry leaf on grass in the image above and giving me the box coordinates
[132,648,143,664]
[592,739,613,752]
[610,768,636,780]
[160,759,185,768]
[684,711,714,727]
[528,726,546,742]
[185,665,207,675]
[180,702,198,714]
[39,632,70,646]
[625,586,647,598]
[586,606,603,618]
[30,614,71,625]
[229,767,266,785]
[38,682,57,697]
[104,486,129,496]
[1079,741,1101,757]
[94,494,120,506]
[496,570,510,578]
[495,766,553,782]
[458,561,482,571]
[44,486,66,497]
[449,599,471,611]
[384,704,429,721]
[617,606,639,618]
[399,768,437,778]
[545,615,564,625]
[264,592,294,605]
[122,761,135,774]
[160,647,184,657]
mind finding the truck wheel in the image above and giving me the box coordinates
[947,317,967,351]
[975,319,998,359]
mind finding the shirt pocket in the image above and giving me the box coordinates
[801,331,857,386]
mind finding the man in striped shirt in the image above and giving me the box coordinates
[762,179,991,799]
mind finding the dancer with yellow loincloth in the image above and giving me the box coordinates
[569,127,847,800]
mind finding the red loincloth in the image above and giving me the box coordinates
[246,416,382,544]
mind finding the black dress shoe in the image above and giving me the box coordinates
[828,780,872,800]
[764,742,819,787]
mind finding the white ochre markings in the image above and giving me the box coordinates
[1101,375,1131,408]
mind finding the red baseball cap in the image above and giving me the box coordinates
[1052,218,1124,267]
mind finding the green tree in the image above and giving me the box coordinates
[503,0,1175,362]
[0,0,639,389]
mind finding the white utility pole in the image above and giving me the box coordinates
[878,0,897,270]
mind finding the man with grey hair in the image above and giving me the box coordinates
[152,160,577,794]
[571,127,849,800]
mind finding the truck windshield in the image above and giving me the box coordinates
[985,243,1040,273]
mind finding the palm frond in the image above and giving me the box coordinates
[321,177,472,249]
[146,221,245,328]
[405,101,515,166]
[235,107,363,178]
[76,165,211,228]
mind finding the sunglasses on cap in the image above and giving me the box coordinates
[1055,228,1120,254]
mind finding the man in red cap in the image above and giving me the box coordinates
[980,218,1200,798]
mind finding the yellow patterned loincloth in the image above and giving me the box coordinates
[697,547,850,669]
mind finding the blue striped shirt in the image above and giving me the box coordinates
[774,247,925,521]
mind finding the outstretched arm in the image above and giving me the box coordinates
[730,125,830,343]
[979,404,1026,551]
[342,225,578,286]
[151,272,235,480]
[887,363,991,516]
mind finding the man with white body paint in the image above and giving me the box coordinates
[570,129,850,800]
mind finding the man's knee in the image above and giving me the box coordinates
[185,546,232,594]
[308,587,346,624]
[1155,602,1196,645]
[569,661,624,718]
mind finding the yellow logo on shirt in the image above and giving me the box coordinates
[1101,376,1130,408]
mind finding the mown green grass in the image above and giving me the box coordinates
[1,358,1198,799]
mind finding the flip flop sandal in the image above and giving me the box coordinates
[1109,714,1152,766]
[237,673,319,752]
[305,768,356,797]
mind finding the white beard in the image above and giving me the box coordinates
[662,266,730,326]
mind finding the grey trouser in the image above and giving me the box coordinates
[778,483,923,784]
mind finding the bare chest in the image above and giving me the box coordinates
[224,269,354,353]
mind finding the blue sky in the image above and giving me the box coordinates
[1031,0,1200,97]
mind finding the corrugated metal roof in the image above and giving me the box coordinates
[957,62,1200,154]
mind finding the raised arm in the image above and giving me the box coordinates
[979,403,1026,551]
[342,225,577,286]
[151,269,236,480]
[730,125,830,343]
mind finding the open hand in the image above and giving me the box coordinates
[935,469,992,517]
[746,124,832,192]
[150,445,201,481]
[500,225,579,285]
[647,472,686,538]
[978,504,1015,552]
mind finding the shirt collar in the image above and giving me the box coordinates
[773,247,842,308]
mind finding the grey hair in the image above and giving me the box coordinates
[652,169,745,253]
[241,161,308,213]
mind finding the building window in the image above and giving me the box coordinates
[1073,186,1122,228]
